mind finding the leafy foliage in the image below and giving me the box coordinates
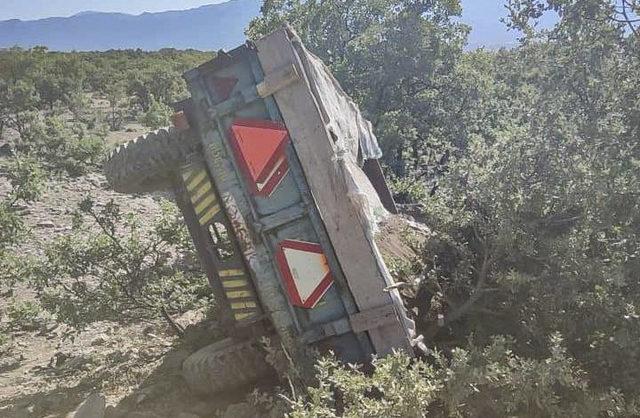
[285,336,637,417]
[16,116,104,176]
[140,95,173,129]
[23,198,212,334]
[0,0,638,414]
[5,300,43,331]
[0,156,43,255]
[251,0,640,412]
[249,0,468,180]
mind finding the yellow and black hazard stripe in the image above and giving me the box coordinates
[218,268,261,321]
[182,167,221,226]
[180,162,263,323]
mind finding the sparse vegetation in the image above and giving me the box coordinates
[21,197,212,335]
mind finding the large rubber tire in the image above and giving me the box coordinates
[104,127,200,194]
[182,338,274,396]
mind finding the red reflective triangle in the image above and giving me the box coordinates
[276,240,334,309]
[230,119,289,184]
[210,76,238,101]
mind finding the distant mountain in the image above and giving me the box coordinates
[0,0,260,51]
[0,0,539,52]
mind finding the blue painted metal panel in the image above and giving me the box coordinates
[184,44,374,362]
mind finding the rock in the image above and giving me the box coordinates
[86,173,108,188]
[90,334,108,346]
[176,309,205,329]
[52,351,70,368]
[69,393,106,418]
[37,221,56,228]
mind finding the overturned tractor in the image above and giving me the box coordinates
[104,26,419,395]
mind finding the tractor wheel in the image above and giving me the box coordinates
[182,338,274,396]
[104,127,200,194]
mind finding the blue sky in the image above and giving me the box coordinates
[0,0,524,48]
[0,1,225,20]
[2,0,511,22]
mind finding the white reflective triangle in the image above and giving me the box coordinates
[282,247,330,302]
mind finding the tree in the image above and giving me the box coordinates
[0,157,43,255]
[248,0,469,178]
[103,79,129,131]
[3,80,40,139]
[410,0,640,396]
[127,65,184,112]
[16,116,104,176]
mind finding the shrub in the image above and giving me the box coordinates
[24,197,211,335]
[0,156,43,255]
[5,300,42,331]
[140,95,173,129]
[17,116,104,176]
[390,177,428,205]
[284,336,638,418]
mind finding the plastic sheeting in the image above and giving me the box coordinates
[289,37,388,233]
[292,42,383,162]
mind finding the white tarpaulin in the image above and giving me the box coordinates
[290,37,388,232]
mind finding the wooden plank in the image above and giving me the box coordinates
[256,62,301,98]
[350,305,397,334]
[255,28,413,355]
[363,159,398,214]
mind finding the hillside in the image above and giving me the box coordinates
[0,0,260,51]
[0,0,531,51]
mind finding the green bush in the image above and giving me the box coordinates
[284,336,637,418]
[390,177,428,205]
[23,197,211,335]
[140,95,173,129]
[18,116,104,176]
[5,300,42,331]
[0,157,43,255]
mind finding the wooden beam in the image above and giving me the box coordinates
[255,28,413,355]
[256,62,301,98]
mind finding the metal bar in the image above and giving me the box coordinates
[172,175,236,331]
